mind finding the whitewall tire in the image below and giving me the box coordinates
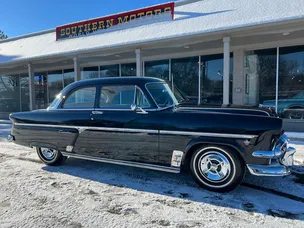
[190,146,245,192]
[36,147,66,166]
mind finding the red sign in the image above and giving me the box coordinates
[56,2,175,41]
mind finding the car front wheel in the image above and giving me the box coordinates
[190,146,245,192]
[36,147,66,166]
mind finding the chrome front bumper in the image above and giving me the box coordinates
[7,134,14,142]
[247,134,296,176]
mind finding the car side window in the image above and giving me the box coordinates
[99,85,135,109]
[63,87,96,109]
[98,85,150,109]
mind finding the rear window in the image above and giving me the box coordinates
[63,87,96,109]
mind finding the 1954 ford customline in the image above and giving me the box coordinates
[7,77,296,192]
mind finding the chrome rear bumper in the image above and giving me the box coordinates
[247,135,296,176]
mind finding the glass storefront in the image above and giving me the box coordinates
[171,57,199,104]
[20,74,30,111]
[200,54,233,105]
[63,69,75,86]
[100,65,119,77]
[81,66,99,80]
[278,46,304,119]
[144,60,169,80]
[121,63,136,76]
[0,75,20,112]
[48,70,64,103]
[244,49,277,107]
[35,72,48,109]
[244,46,304,119]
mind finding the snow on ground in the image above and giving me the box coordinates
[0,125,304,227]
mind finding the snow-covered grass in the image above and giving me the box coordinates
[0,138,304,227]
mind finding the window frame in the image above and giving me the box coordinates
[60,85,97,110]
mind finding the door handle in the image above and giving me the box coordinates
[92,111,104,115]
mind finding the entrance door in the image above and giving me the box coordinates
[84,84,159,164]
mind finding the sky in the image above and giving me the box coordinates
[0,0,171,38]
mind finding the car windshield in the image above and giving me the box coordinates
[47,93,62,110]
[146,83,178,108]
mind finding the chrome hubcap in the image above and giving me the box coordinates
[41,148,57,160]
[198,151,231,182]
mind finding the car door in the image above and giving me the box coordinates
[82,84,159,164]
[59,85,97,154]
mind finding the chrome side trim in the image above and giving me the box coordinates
[89,127,158,134]
[160,130,257,139]
[14,123,257,139]
[61,152,180,173]
[14,123,158,134]
[177,107,271,116]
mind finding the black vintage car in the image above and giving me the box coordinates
[7,77,296,192]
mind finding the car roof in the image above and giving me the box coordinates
[72,76,164,86]
[62,77,165,93]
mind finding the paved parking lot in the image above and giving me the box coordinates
[0,124,303,227]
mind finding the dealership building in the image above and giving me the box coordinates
[1,0,304,129]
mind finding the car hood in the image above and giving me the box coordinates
[175,104,276,117]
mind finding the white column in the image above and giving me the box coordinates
[73,57,81,81]
[28,63,35,110]
[135,49,142,77]
[223,37,231,105]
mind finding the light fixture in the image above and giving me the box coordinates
[282,32,290,36]
[184,45,190,49]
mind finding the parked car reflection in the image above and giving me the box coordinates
[262,91,304,119]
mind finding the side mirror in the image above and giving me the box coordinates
[131,103,137,111]
[130,103,148,114]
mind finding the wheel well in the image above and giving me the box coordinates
[182,143,245,171]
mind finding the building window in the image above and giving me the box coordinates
[171,57,199,104]
[100,65,119,77]
[48,70,63,103]
[278,46,304,119]
[34,72,48,109]
[200,54,233,105]
[81,66,99,79]
[63,69,74,86]
[0,75,20,112]
[144,60,169,80]
[244,48,277,107]
[20,74,30,111]
[121,63,136,76]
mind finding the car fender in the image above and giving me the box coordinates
[182,136,246,165]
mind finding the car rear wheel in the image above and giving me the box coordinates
[190,146,245,192]
[36,147,66,166]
